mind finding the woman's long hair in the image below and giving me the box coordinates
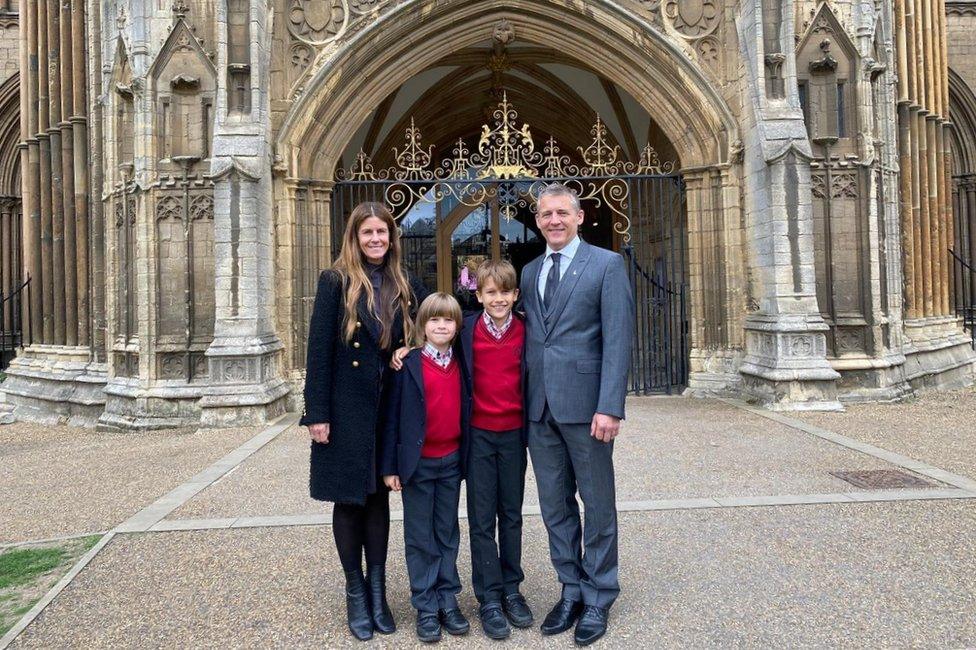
[333,202,415,349]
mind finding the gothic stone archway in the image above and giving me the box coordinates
[273,0,745,393]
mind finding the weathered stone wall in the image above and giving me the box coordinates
[0,0,972,427]
[948,3,976,89]
[0,9,19,86]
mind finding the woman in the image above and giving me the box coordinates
[301,202,428,641]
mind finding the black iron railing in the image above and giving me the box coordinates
[950,248,976,349]
[622,245,688,394]
[0,275,30,371]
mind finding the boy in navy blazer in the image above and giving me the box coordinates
[381,293,472,643]
[457,260,533,640]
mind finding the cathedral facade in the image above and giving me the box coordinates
[0,0,973,429]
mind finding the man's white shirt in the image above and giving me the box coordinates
[537,235,582,303]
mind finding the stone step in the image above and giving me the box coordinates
[0,394,15,424]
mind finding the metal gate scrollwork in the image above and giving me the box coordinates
[321,93,689,393]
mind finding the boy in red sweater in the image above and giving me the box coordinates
[458,260,533,640]
[381,293,472,643]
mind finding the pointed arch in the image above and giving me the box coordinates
[0,72,20,197]
[949,67,976,176]
[277,0,736,178]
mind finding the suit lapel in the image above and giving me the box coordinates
[544,241,591,338]
[524,257,545,329]
[461,314,476,380]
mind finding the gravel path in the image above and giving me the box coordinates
[171,398,907,520]
[793,385,976,480]
[11,501,976,648]
[6,392,976,647]
[0,422,258,544]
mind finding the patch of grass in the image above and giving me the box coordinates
[0,535,103,638]
[0,547,68,590]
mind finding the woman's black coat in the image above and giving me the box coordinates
[301,269,428,505]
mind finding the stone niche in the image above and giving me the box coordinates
[147,13,218,386]
[796,3,872,360]
[150,17,216,169]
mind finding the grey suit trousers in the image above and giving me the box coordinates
[528,405,619,609]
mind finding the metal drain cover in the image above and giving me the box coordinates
[829,469,936,489]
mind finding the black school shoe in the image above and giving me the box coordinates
[540,598,583,635]
[439,607,470,635]
[503,593,534,628]
[479,602,511,640]
[416,612,442,643]
[574,605,609,646]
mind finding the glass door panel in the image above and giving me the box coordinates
[448,204,491,311]
[399,201,438,293]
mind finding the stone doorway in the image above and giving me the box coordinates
[326,94,689,392]
[276,2,742,397]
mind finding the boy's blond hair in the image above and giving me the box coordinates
[414,292,463,347]
[475,259,518,293]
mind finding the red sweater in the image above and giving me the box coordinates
[471,316,524,431]
[421,354,462,458]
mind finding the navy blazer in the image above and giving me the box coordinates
[380,348,472,484]
[458,310,528,446]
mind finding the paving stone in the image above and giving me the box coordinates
[793,385,976,481]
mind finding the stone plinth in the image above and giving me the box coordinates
[2,346,107,426]
[198,334,290,428]
[738,315,843,411]
[901,317,976,391]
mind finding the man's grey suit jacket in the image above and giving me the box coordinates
[520,240,635,424]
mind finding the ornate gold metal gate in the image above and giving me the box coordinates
[321,95,688,393]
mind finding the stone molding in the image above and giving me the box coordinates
[946,1,976,16]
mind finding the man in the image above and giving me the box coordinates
[519,183,634,646]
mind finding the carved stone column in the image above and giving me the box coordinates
[895,0,975,388]
[684,164,747,393]
[735,0,841,409]
[200,0,289,427]
[3,0,105,426]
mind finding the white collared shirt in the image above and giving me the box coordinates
[481,310,513,340]
[538,235,581,303]
[422,342,453,369]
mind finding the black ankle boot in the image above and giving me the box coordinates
[366,564,396,634]
[344,569,374,641]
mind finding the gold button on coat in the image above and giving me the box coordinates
[352,361,359,368]
[353,342,360,348]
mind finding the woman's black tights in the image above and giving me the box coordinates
[332,490,390,573]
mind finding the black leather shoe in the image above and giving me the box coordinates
[343,569,373,641]
[416,612,442,643]
[540,598,583,635]
[574,605,609,646]
[503,593,534,628]
[365,564,396,634]
[439,607,470,635]
[479,602,511,640]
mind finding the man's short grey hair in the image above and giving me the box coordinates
[537,182,581,213]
